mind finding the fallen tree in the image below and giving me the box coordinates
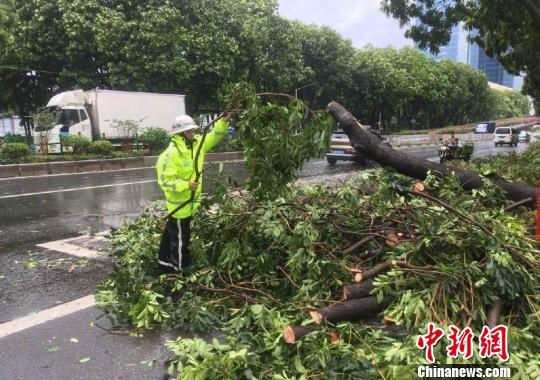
[327,101,538,207]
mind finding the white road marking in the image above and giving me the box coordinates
[37,234,109,260]
[0,295,96,339]
[0,179,157,199]
[0,166,155,182]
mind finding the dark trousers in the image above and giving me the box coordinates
[158,217,192,271]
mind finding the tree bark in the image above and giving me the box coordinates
[343,279,375,301]
[283,324,320,343]
[327,102,537,208]
[310,296,394,325]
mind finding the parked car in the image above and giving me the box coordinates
[518,131,531,143]
[325,129,367,165]
[493,127,518,147]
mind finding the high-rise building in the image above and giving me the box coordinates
[419,22,523,90]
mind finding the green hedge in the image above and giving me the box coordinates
[0,143,31,161]
[62,135,91,154]
[89,140,114,155]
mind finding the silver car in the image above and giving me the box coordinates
[325,130,358,165]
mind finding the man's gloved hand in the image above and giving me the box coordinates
[189,181,198,191]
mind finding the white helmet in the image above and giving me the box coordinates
[169,115,198,136]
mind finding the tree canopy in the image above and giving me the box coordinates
[0,0,533,135]
[381,0,540,106]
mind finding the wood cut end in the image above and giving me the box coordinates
[283,325,296,344]
[310,310,323,325]
[354,272,363,282]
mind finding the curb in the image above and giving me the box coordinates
[0,152,245,179]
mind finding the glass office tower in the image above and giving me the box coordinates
[419,22,523,90]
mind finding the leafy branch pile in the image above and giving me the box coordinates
[98,166,540,378]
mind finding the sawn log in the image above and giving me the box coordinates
[310,296,394,325]
[343,279,375,301]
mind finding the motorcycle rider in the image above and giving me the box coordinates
[445,132,459,148]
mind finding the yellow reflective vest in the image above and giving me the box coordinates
[156,119,229,219]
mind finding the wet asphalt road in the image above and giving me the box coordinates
[0,141,532,379]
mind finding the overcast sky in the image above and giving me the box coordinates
[278,0,412,49]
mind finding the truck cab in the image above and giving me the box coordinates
[34,91,92,153]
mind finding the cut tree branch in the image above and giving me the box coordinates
[310,296,394,325]
[353,260,435,282]
[283,324,320,343]
[326,102,537,207]
[343,279,375,300]
[504,197,534,212]
[342,235,376,255]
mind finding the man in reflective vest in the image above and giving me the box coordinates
[156,113,232,273]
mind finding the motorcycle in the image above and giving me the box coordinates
[438,139,474,164]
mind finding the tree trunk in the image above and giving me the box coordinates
[327,102,537,207]
[343,279,375,301]
[310,296,394,325]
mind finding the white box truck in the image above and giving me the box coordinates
[35,89,186,153]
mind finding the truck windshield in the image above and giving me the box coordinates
[55,109,81,129]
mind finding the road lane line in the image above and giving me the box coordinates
[0,179,157,199]
[0,166,156,182]
[37,233,110,260]
[0,295,96,339]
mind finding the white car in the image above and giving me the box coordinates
[493,127,518,147]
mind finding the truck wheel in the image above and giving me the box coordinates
[326,157,337,165]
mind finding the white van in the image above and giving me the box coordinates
[493,127,518,147]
